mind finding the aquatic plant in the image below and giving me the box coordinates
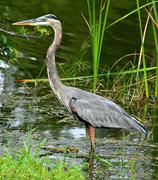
[136,0,149,98]
[151,0,158,98]
[85,0,110,93]
[135,0,158,98]
[0,138,84,180]
[84,0,158,98]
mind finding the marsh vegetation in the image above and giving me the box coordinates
[0,0,158,179]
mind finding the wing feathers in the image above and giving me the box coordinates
[70,96,147,135]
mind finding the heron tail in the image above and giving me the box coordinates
[123,112,148,139]
[131,116,148,139]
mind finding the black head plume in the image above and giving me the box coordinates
[40,14,58,20]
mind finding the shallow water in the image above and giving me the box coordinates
[0,1,158,179]
[0,65,158,179]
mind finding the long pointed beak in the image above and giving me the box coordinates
[12,18,38,26]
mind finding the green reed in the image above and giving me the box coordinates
[136,0,149,98]
[151,0,158,98]
[105,1,158,29]
[85,0,158,95]
[86,0,110,93]
[136,0,158,98]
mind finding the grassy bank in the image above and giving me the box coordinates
[0,143,84,180]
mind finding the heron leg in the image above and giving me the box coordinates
[85,126,89,137]
[86,124,95,151]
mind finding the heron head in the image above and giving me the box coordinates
[12,14,58,26]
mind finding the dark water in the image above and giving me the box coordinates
[0,1,158,179]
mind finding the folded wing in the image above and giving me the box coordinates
[70,96,147,135]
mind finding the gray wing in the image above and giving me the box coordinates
[70,96,147,134]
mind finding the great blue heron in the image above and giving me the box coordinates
[13,14,148,151]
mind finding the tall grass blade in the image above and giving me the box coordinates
[106,1,158,30]
[86,0,110,93]
[136,0,149,98]
[151,0,158,98]
[16,66,157,83]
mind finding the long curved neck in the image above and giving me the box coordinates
[46,21,63,91]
